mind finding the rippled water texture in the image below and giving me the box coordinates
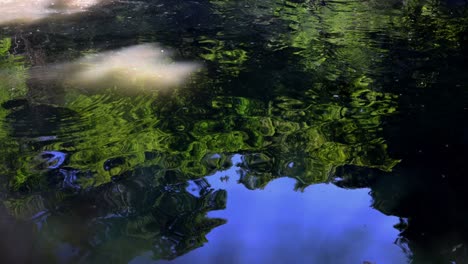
[0,0,467,263]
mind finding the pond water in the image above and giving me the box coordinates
[0,0,466,263]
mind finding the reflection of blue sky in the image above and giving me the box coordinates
[134,155,407,264]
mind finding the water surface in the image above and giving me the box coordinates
[0,0,466,263]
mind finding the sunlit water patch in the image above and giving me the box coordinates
[29,44,201,93]
[0,0,108,25]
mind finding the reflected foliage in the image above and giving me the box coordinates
[32,176,227,263]
[333,1,468,263]
[0,37,29,189]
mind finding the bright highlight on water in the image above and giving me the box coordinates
[0,0,105,25]
[30,44,201,92]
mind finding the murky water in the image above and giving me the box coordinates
[0,0,466,263]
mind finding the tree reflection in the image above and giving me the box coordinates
[333,1,468,262]
[1,173,227,262]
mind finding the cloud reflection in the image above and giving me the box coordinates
[149,155,407,264]
[31,44,201,92]
[0,0,105,25]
